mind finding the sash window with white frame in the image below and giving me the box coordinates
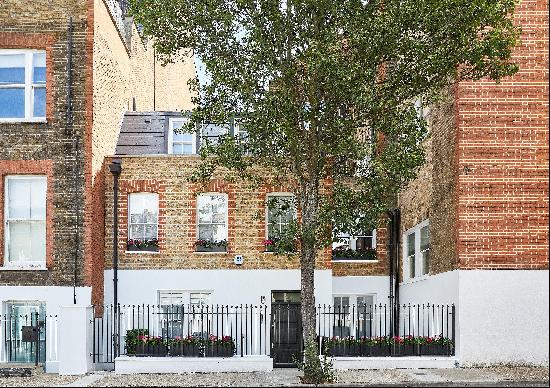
[332,295,375,338]
[168,118,196,154]
[200,123,229,148]
[128,192,159,246]
[403,220,430,280]
[197,194,228,243]
[0,50,46,121]
[4,176,47,268]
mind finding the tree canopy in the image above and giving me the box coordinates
[130,0,518,379]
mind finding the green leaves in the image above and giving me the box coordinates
[131,0,519,241]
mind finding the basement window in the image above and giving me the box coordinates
[0,50,46,121]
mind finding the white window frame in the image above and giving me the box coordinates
[196,193,228,243]
[3,175,47,270]
[265,193,296,240]
[168,118,196,154]
[128,192,159,241]
[199,123,230,148]
[402,219,430,281]
[0,49,46,122]
[332,294,377,337]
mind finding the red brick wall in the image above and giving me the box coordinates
[0,32,55,120]
[0,160,54,268]
[455,0,549,269]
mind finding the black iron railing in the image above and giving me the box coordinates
[91,303,455,363]
[0,312,56,365]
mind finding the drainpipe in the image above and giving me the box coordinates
[109,160,122,313]
[387,208,401,337]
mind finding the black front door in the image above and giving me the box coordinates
[271,291,302,367]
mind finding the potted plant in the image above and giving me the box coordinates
[195,239,228,252]
[392,335,418,356]
[127,238,159,252]
[365,336,392,357]
[418,336,454,356]
[125,329,149,355]
[135,335,169,356]
[203,335,235,357]
[169,336,201,357]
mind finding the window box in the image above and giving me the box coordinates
[195,239,228,252]
[419,343,453,356]
[169,344,201,357]
[195,245,227,253]
[367,345,392,357]
[126,245,159,252]
[135,343,169,357]
[332,248,377,261]
[203,343,234,357]
[126,238,159,252]
[393,343,417,357]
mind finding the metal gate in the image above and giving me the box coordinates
[271,302,302,367]
[1,305,47,365]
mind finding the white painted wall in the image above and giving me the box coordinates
[398,269,549,366]
[458,270,549,366]
[58,305,94,375]
[332,276,390,304]
[399,271,459,306]
[104,269,333,306]
[0,286,92,316]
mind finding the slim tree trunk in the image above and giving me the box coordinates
[299,181,319,354]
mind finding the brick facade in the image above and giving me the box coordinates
[104,156,390,277]
[104,156,340,271]
[0,0,197,308]
[455,0,549,270]
[398,0,549,278]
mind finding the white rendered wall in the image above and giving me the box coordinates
[458,270,549,366]
[398,269,549,366]
[104,269,333,306]
[332,276,390,304]
[0,286,92,316]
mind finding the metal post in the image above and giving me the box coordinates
[109,159,122,357]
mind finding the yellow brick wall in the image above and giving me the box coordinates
[104,156,333,271]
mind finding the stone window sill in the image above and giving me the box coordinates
[331,259,379,263]
[0,118,47,124]
[1,263,47,271]
[400,273,431,285]
[125,251,161,254]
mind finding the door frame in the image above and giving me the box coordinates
[270,290,302,368]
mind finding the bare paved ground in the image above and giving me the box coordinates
[0,367,77,387]
[0,366,547,387]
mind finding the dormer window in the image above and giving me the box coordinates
[168,118,196,154]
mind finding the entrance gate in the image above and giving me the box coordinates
[270,291,302,367]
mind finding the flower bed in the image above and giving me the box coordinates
[325,336,453,357]
[125,331,235,358]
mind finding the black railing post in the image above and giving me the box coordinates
[451,304,456,355]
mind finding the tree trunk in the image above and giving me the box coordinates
[299,181,319,361]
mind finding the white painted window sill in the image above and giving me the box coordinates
[331,260,379,264]
[400,273,431,285]
[1,263,47,271]
[0,118,47,123]
[124,251,160,254]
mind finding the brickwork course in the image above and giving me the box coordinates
[398,0,549,276]
[0,0,196,307]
